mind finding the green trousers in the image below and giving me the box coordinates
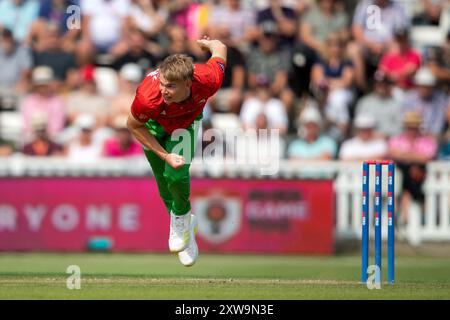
[143,118,200,216]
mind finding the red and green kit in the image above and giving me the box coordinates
[131,57,226,215]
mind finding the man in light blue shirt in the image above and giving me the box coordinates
[287,105,337,160]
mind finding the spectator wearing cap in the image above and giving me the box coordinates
[378,28,421,91]
[426,30,450,94]
[65,64,110,127]
[0,0,40,43]
[65,113,103,162]
[0,28,32,98]
[21,66,66,142]
[240,76,288,135]
[111,63,143,119]
[349,0,410,90]
[22,114,63,156]
[32,22,78,90]
[354,71,403,138]
[287,105,337,160]
[103,114,143,157]
[388,111,438,225]
[402,67,449,136]
[338,114,388,161]
[311,32,355,142]
[247,23,293,112]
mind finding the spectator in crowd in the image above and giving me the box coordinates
[32,22,78,90]
[339,114,388,161]
[78,0,131,64]
[27,0,81,53]
[412,0,446,26]
[207,0,255,52]
[240,76,288,135]
[206,27,245,114]
[112,28,158,75]
[21,66,66,142]
[379,28,421,92]
[287,105,337,160]
[236,113,286,166]
[103,115,142,157]
[288,40,317,101]
[426,30,450,94]
[0,0,40,43]
[169,0,209,45]
[253,0,298,50]
[247,23,292,111]
[438,127,450,160]
[350,0,410,90]
[0,139,15,156]
[157,24,205,63]
[311,33,355,142]
[299,0,349,58]
[65,113,103,162]
[0,28,32,109]
[22,114,63,156]
[388,111,438,225]
[111,63,143,119]
[402,67,449,137]
[354,71,403,138]
[128,0,168,39]
[65,64,110,127]
[292,0,349,96]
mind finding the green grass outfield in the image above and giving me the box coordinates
[0,253,449,299]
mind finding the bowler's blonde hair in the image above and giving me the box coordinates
[159,54,194,82]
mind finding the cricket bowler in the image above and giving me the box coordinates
[127,37,227,266]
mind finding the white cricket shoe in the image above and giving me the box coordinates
[168,212,191,253]
[178,214,199,267]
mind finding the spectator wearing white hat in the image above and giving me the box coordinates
[21,65,66,142]
[402,67,449,137]
[22,114,63,157]
[287,105,337,160]
[240,75,288,135]
[65,113,103,163]
[338,115,388,161]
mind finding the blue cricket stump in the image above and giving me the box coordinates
[361,160,395,285]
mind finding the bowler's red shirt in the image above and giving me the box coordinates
[131,57,226,134]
